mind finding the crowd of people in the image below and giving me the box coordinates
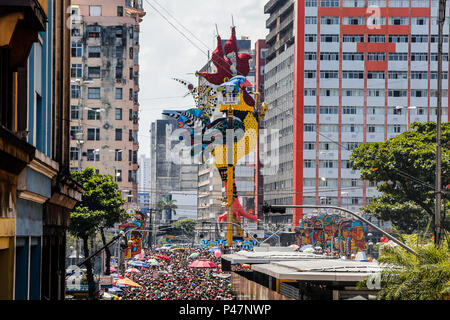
[112,246,235,300]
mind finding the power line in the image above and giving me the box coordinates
[143,0,209,58]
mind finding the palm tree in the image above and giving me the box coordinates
[157,195,177,222]
[366,234,450,300]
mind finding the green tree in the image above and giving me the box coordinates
[69,167,128,298]
[172,218,197,240]
[351,122,450,233]
[360,235,450,300]
[157,195,178,222]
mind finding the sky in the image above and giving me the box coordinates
[137,0,269,157]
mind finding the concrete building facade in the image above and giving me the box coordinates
[263,0,450,227]
[69,0,145,207]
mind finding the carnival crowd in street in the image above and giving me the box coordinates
[112,246,236,300]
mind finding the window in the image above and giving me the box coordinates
[260,49,268,59]
[320,52,339,61]
[117,6,123,16]
[392,125,402,133]
[320,34,339,42]
[304,160,315,168]
[115,128,123,141]
[305,52,317,60]
[388,90,407,97]
[367,52,385,61]
[115,108,122,120]
[87,108,101,120]
[87,149,100,162]
[71,106,80,119]
[343,107,357,114]
[129,47,134,59]
[88,46,101,58]
[388,71,408,79]
[320,70,339,79]
[305,34,317,42]
[413,17,428,25]
[411,35,428,43]
[116,66,123,79]
[389,53,408,61]
[343,34,364,42]
[129,68,134,80]
[367,71,385,79]
[321,16,339,25]
[343,17,365,25]
[306,16,317,24]
[115,88,123,100]
[342,71,364,79]
[389,17,408,25]
[320,106,338,114]
[87,25,101,38]
[71,85,80,99]
[343,0,365,7]
[115,149,122,161]
[321,0,339,7]
[88,87,101,99]
[368,125,376,133]
[87,128,100,140]
[70,147,79,161]
[70,126,82,139]
[368,35,385,43]
[305,0,318,6]
[71,41,82,57]
[71,64,82,79]
[304,70,316,78]
[129,88,133,100]
[304,142,316,150]
[116,46,123,58]
[115,26,123,38]
[129,129,133,142]
[304,124,316,132]
[389,35,408,43]
[89,6,102,16]
[115,169,122,182]
[304,89,316,96]
[343,52,364,61]
[88,66,100,78]
[304,106,316,114]
[411,71,428,80]
[411,53,428,61]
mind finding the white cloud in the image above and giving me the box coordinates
[137,0,269,156]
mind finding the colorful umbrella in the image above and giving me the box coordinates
[115,278,142,288]
[188,252,200,259]
[125,267,140,273]
[155,254,171,261]
[109,267,117,272]
[147,259,160,266]
[188,259,218,268]
[129,260,149,268]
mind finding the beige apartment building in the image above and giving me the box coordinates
[69,0,145,206]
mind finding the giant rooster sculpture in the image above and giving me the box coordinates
[162,26,268,244]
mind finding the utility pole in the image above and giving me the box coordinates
[435,0,446,246]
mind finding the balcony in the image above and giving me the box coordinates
[0,0,48,70]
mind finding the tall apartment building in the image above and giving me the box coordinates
[69,0,145,206]
[149,118,198,224]
[264,0,449,226]
[137,154,150,192]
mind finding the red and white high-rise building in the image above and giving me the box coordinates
[263,0,449,227]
